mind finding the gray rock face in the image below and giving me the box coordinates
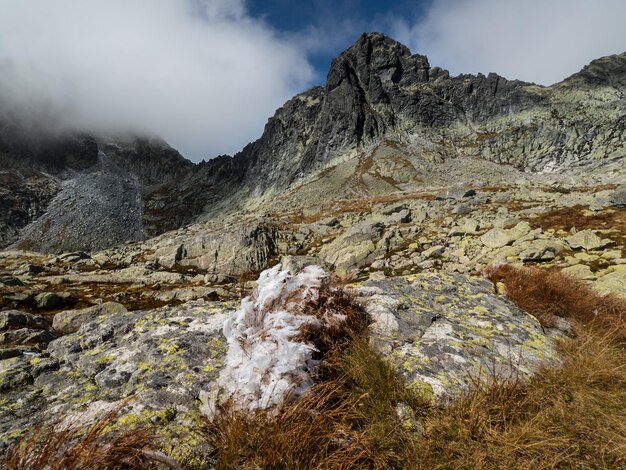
[0,171,60,248]
[52,302,127,335]
[0,299,232,454]
[0,126,193,253]
[358,273,558,399]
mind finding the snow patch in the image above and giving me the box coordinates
[201,263,340,418]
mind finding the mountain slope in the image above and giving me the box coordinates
[2,32,625,252]
[149,33,625,232]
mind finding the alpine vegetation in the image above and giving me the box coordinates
[201,264,353,418]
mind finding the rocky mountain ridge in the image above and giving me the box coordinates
[2,32,625,252]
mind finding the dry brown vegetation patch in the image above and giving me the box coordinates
[533,205,626,253]
[205,341,428,470]
[488,264,626,342]
[3,402,178,470]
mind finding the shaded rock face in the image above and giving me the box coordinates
[0,170,60,247]
[0,131,193,252]
[0,127,99,175]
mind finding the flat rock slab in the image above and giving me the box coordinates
[357,273,558,400]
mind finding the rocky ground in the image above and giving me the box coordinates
[1,159,624,458]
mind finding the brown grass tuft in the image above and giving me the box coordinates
[205,341,429,469]
[488,264,626,343]
[207,264,626,469]
[3,402,180,470]
[411,321,626,469]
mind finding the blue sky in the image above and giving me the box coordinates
[247,0,430,80]
[1,0,625,161]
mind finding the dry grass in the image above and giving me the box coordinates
[488,264,626,343]
[207,265,626,469]
[205,341,428,470]
[532,205,626,255]
[412,327,626,469]
[205,276,426,469]
[3,402,181,470]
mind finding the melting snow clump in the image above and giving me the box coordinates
[201,263,344,418]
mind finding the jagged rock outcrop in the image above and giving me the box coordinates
[198,33,625,197]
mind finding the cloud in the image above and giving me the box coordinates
[393,0,626,85]
[0,0,314,160]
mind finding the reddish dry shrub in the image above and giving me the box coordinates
[3,403,180,470]
[298,279,370,359]
[488,264,626,343]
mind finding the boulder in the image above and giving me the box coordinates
[319,221,385,274]
[519,239,566,262]
[594,265,626,297]
[422,245,445,258]
[562,264,596,280]
[33,292,64,309]
[481,222,531,249]
[0,311,49,331]
[58,252,91,262]
[566,230,614,251]
[452,203,473,215]
[436,187,476,200]
[0,277,25,287]
[0,328,57,346]
[481,228,515,249]
[609,184,626,207]
[357,273,558,399]
[52,302,127,335]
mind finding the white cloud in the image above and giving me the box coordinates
[0,0,314,160]
[393,0,626,85]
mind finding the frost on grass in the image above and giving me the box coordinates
[201,263,349,418]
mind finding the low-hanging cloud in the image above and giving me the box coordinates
[393,0,626,86]
[0,0,314,161]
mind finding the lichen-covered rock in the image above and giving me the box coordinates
[0,299,234,457]
[319,221,386,274]
[519,239,566,261]
[52,302,128,335]
[357,273,558,400]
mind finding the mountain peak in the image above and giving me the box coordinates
[327,32,429,90]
